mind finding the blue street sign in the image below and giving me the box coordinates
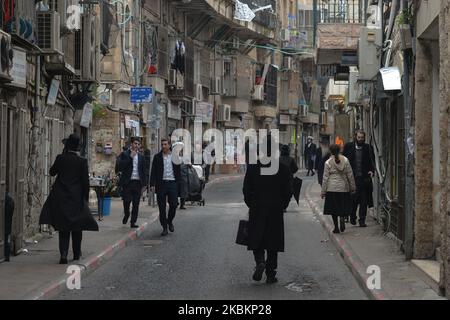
[130,87,153,103]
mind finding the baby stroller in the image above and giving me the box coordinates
[185,164,206,206]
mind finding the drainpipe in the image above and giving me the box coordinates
[402,0,414,260]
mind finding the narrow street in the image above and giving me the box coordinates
[55,177,366,300]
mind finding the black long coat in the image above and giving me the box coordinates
[304,143,317,170]
[243,163,291,252]
[343,142,375,208]
[39,152,98,232]
[315,148,331,186]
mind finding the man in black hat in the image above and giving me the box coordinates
[117,137,149,228]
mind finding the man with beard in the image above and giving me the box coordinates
[343,130,375,227]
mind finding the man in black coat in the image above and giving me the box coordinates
[39,134,98,264]
[315,139,331,186]
[304,136,317,176]
[150,138,181,236]
[117,137,149,228]
[243,137,291,284]
[343,130,375,227]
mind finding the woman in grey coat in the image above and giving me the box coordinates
[321,144,356,234]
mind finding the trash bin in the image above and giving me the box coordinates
[101,197,112,216]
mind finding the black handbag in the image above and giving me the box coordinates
[235,220,249,246]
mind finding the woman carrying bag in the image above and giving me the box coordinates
[40,134,98,264]
[321,144,356,234]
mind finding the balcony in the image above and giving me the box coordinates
[314,0,366,65]
[173,0,276,41]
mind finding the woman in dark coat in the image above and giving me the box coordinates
[40,134,98,264]
[243,155,291,284]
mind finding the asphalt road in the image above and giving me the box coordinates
[55,176,367,300]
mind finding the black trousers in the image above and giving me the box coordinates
[59,231,82,257]
[253,248,278,277]
[157,181,178,228]
[351,177,369,223]
[204,165,211,182]
[4,233,11,261]
[122,180,142,225]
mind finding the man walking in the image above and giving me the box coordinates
[117,137,149,228]
[150,138,181,236]
[343,130,375,227]
[304,136,317,176]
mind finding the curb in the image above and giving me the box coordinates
[304,183,390,300]
[25,210,160,300]
[25,176,241,300]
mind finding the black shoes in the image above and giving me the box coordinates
[179,206,186,210]
[332,228,340,234]
[350,217,357,226]
[168,223,175,232]
[252,263,266,281]
[131,224,139,228]
[340,217,346,233]
[161,229,169,236]
[73,253,82,261]
[359,222,367,227]
[122,215,129,225]
[266,276,278,284]
[59,252,68,264]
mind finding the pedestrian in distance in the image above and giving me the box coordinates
[315,138,331,186]
[343,130,375,227]
[279,144,298,212]
[243,135,291,284]
[39,134,99,264]
[321,144,356,234]
[117,137,149,228]
[304,136,317,176]
[174,142,188,210]
[4,192,14,262]
[150,138,181,236]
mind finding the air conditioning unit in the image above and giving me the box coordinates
[280,29,290,42]
[37,11,62,52]
[211,77,222,95]
[168,69,177,86]
[195,84,203,101]
[75,14,100,82]
[283,56,293,70]
[252,85,264,101]
[0,30,13,81]
[48,0,73,31]
[217,104,231,122]
[299,104,309,117]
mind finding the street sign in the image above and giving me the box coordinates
[130,87,153,103]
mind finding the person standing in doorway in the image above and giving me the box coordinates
[150,138,181,236]
[39,134,98,264]
[304,136,317,176]
[343,130,375,227]
[321,144,356,234]
[117,137,149,228]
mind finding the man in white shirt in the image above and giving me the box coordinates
[117,137,149,228]
[150,138,181,236]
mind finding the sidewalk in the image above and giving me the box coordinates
[304,180,446,300]
[0,174,243,300]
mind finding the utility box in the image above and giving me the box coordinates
[358,27,382,81]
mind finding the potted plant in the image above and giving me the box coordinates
[100,174,119,216]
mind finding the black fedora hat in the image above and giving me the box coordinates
[64,134,81,151]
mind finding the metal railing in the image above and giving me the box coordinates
[314,0,368,24]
